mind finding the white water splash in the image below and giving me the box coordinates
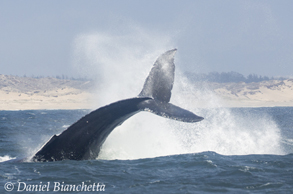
[0,155,16,162]
[98,76,284,159]
[170,74,284,156]
[72,30,284,160]
[72,28,175,107]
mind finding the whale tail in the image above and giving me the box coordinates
[138,49,204,123]
[31,49,203,162]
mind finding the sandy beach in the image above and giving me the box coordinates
[210,79,293,107]
[0,75,95,110]
[1,75,293,110]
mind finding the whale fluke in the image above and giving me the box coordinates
[139,49,176,103]
[32,49,204,162]
[138,48,203,122]
[138,100,204,123]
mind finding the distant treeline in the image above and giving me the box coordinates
[22,74,90,81]
[19,72,288,83]
[185,71,288,83]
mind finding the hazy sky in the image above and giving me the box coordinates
[1,0,293,77]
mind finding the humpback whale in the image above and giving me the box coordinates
[32,49,204,162]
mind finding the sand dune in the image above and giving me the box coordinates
[0,75,94,110]
[1,75,293,110]
[210,79,293,107]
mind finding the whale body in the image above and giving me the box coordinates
[32,49,203,162]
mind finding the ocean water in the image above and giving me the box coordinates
[0,107,293,193]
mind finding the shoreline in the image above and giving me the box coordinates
[1,75,293,110]
[1,98,293,111]
[0,91,94,111]
[1,93,293,111]
[0,75,95,111]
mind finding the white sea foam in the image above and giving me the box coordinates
[0,155,16,162]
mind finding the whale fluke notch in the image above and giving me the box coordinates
[32,49,204,162]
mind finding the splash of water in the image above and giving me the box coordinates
[0,155,16,162]
[98,75,284,160]
[72,28,174,106]
[171,74,284,156]
[73,30,284,160]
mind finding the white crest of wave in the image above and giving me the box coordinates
[73,29,284,160]
[0,155,16,162]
